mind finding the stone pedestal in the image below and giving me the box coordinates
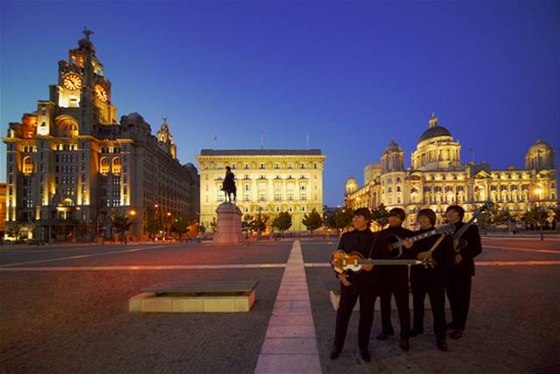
[214,202,244,244]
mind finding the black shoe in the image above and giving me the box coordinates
[409,328,423,337]
[437,341,449,352]
[400,340,410,352]
[450,329,464,340]
[330,347,341,360]
[360,349,371,362]
[376,331,394,340]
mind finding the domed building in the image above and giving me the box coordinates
[345,114,557,229]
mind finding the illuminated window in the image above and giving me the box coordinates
[112,157,121,175]
[100,157,109,175]
[23,157,33,175]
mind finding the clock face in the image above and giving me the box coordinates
[94,84,108,103]
[63,73,82,90]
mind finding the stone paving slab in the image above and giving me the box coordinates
[1,238,559,373]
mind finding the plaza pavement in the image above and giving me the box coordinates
[0,235,559,373]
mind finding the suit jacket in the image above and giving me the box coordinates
[338,228,376,288]
[453,222,482,276]
[410,227,454,283]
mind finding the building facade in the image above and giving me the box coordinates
[197,149,326,232]
[3,31,199,242]
[0,183,6,239]
[345,114,557,229]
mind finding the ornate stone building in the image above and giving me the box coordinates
[345,114,557,229]
[3,31,199,242]
[197,149,326,232]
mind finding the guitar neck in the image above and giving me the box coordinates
[408,230,438,243]
[358,259,423,265]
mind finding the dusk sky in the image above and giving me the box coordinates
[1,1,559,206]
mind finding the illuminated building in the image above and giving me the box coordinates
[2,30,199,242]
[0,183,6,237]
[345,114,557,228]
[197,149,326,232]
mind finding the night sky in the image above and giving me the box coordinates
[1,1,559,206]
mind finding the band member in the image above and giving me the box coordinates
[330,208,376,362]
[374,208,414,352]
[445,205,482,339]
[410,209,454,351]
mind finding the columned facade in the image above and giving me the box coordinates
[345,115,557,229]
[197,149,326,232]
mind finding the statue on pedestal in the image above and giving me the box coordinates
[222,166,236,203]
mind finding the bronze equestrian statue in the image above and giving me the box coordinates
[222,166,236,203]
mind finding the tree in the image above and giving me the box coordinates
[111,211,133,243]
[327,208,353,234]
[371,204,389,229]
[173,216,190,241]
[302,209,323,236]
[145,214,162,240]
[75,221,91,242]
[253,214,269,235]
[272,212,292,235]
[5,223,22,241]
[524,205,550,240]
[242,214,254,234]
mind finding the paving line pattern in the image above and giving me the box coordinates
[255,240,321,374]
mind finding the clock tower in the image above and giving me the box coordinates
[53,27,117,133]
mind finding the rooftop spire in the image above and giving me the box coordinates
[429,113,438,128]
[82,26,94,40]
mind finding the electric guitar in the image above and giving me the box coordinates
[330,250,423,274]
[385,224,455,258]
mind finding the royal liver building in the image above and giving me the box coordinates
[3,31,199,242]
[344,114,557,228]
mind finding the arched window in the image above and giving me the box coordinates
[100,157,110,175]
[112,157,121,175]
[23,156,33,175]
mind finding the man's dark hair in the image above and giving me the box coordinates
[388,207,406,221]
[417,208,437,226]
[446,205,465,220]
[354,207,371,221]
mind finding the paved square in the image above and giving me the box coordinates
[1,236,559,373]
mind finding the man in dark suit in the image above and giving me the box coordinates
[445,205,482,340]
[374,208,414,352]
[410,208,454,351]
[330,208,377,362]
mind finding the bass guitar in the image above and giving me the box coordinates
[331,250,423,274]
[385,224,455,258]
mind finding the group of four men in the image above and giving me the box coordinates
[330,205,482,362]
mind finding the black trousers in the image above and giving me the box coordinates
[411,274,446,343]
[379,270,410,341]
[333,283,375,351]
[446,271,472,330]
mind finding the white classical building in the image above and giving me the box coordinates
[197,149,326,232]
